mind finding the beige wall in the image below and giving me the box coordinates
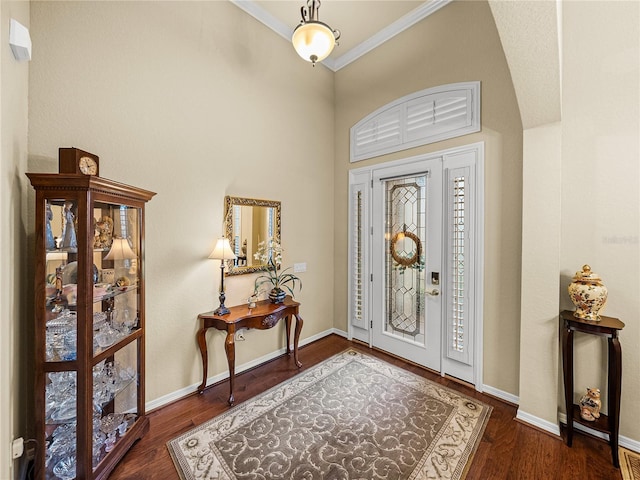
[28,1,335,406]
[518,123,562,427]
[508,0,639,443]
[334,0,523,396]
[559,1,639,442]
[1,2,30,478]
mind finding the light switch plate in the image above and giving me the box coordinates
[293,262,307,273]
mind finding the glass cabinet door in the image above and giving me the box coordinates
[90,201,142,470]
[43,198,143,477]
[43,197,80,479]
[91,202,141,356]
[44,198,79,364]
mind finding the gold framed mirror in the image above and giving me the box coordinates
[223,196,281,276]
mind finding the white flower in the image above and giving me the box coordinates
[253,239,283,265]
[253,238,302,298]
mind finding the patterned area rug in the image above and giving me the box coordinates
[621,447,640,480]
[167,349,492,480]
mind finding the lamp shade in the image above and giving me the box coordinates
[104,238,137,261]
[292,21,336,64]
[209,238,236,261]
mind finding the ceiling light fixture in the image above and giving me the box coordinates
[292,0,340,66]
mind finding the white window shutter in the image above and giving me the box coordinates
[348,172,370,331]
[444,163,475,366]
[350,82,480,163]
[352,106,402,160]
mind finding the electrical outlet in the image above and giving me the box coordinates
[11,437,24,459]
[293,262,307,273]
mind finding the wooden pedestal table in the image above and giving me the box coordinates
[197,296,303,405]
[561,310,624,467]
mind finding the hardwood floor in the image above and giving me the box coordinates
[110,335,623,479]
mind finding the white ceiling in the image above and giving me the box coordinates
[231,0,452,71]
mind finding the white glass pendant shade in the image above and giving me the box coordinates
[292,21,336,64]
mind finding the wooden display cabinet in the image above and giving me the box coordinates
[28,163,155,479]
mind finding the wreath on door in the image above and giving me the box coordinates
[390,230,422,267]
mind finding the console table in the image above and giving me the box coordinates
[197,296,303,405]
[560,310,624,467]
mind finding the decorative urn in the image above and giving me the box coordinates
[568,265,608,321]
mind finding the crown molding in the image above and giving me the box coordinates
[332,0,451,71]
[230,0,451,72]
[231,0,292,40]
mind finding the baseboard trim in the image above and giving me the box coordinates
[516,409,561,437]
[621,436,640,454]
[558,412,640,452]
[482,385,519,406]
[145,328,344,412]
[331,328,349,338]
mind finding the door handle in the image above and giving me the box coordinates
[426,289,440,296]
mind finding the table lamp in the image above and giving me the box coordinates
[104,237,136,261]
[104,237,137,286]
[209,237,236,315]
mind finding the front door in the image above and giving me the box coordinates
[349,144,481,385]
[371,158,443,372]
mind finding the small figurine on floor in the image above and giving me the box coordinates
[579,387,601,422]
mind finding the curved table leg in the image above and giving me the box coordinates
[285,315,292,355]
[293,314,303,368]
[196,327,208,393]
[225,329,236,405]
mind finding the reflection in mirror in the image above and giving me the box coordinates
[224,196,281,276]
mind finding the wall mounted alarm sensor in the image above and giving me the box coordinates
[9,19,32,62]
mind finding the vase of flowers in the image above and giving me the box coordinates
[254,239,302,303]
